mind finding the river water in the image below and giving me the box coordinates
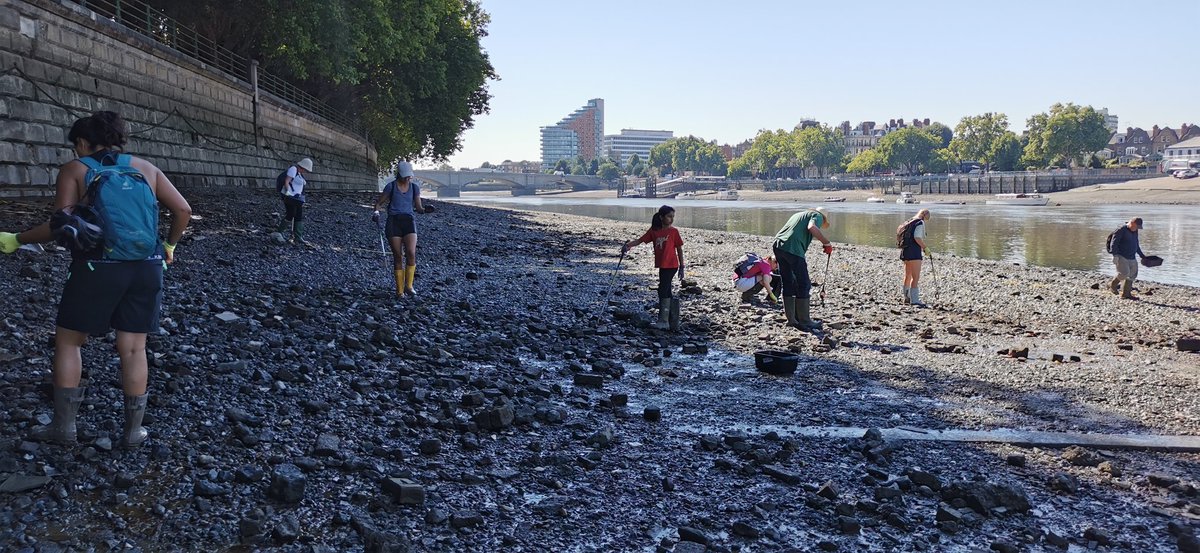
[445,195,1200,288]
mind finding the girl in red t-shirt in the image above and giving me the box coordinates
[622,205,685,329]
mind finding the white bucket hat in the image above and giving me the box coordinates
[297,158,314,172]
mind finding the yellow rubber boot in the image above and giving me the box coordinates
[394,269,405,297]
[404,265,417,295]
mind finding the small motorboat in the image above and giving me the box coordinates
[896,192,917,204]
[715,188,739,201]
[865,196,886,203]
[985,193,1049,206]
[823,197,846,203]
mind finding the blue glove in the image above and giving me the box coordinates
[0,232,19,254]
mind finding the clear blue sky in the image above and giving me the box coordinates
[435,0,1199,168]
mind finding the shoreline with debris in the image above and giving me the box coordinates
[537,175,1200,205]
[0,189,1197,551]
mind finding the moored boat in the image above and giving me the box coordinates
[823,197,846,202]
[896,192,917,204]
[865,196,886,203]
[985,193,1049,206]
[715,188,739,201]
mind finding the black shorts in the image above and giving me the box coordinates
[57,260,163,334]
[386,214,416,238]
[900,244,923,261]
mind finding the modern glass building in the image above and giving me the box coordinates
[603,129,674,167]
[540,99,604,170]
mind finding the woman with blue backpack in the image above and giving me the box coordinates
[372,161,426,297]
[0,111,192,448]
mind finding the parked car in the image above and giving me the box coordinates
[1174,169,1198,179]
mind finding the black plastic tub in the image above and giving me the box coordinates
[754,349,799,375]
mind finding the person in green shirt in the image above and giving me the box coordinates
[771,208,834,330]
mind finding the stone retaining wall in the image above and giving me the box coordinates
[0,0,377,197]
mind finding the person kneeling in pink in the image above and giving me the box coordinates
[733,254,779,303]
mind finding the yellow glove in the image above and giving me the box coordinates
[164,242,176,263]
[0,232,20,254]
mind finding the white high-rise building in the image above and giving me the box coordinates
[1099,108,1119,133]
[602,129,674,167]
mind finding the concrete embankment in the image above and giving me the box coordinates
[0,189,1197,551]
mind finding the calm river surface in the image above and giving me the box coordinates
[445,195,1200,288]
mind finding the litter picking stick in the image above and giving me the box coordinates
[819,251,832,307]
[598,249,627,317]
[927,249,938,304]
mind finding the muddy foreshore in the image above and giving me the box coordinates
[0,189,1198,552]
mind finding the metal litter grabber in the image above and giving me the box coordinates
[926,249,939,305]
[597,247,627,319]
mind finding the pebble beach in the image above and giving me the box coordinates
[0,188,1197,552]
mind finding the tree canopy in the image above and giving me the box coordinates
[877,128,941,175]
[1020,103,1110,169]
[147,0,496,167]
[648,136,728,176]
[949,113,1009,170]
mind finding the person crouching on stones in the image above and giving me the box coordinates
[771,207,833,330]
[734,254,779,304]
[622,205,685,330]
[276,157,313,244]
[0,110,192,447]
[1109,217,1146,300]
[899,208,931,306]
[373,161,425,297]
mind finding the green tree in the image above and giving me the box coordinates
[1021,103,1110,168]
[923,122,954,149]
[597,162,620,181]
[990,131,1022,172]
[148,0,495,166]
[479,161,493,169]
[588,158,600,176]
[924,148,957,174]
[845,149,885,175]
[553,159,570,174]
[626,153,641,171]
[878,128,940,175]
[649,136,727,176]
[794,125,844,177]
[949,113,1009,171]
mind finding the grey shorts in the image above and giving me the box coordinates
[1113,255,1138,280]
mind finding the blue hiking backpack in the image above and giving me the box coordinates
[77,154,160,261]
[733,252,763,277]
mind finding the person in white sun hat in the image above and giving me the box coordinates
[276,157,314,243]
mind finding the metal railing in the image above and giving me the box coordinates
[71,0,362,135]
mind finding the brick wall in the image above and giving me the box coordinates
[0,0,378,197]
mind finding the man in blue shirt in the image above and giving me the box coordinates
[1109,217,1145,300]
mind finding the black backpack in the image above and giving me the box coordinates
[1105,226,1122,254]
[896,219,922,249]
[275,167,294,194]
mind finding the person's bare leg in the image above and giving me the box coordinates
[116,331,150,446]
[52,327,89,388]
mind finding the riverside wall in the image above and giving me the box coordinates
[0,0,378,197]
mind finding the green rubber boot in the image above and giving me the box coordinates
[30,387,85,445]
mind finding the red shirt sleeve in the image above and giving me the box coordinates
[638,230,653,244]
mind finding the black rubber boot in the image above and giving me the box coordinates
[1108,277,1121,295]
[122,393,149,448]
[31,387,85,445]
[669,298,681,331]
[795,298,823,331]
[652,298,671,329]
[293,221,306,245]
[783,297,798,326]
[1120,280,1136,300]
[276,218,291,235]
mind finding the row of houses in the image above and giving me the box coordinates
[1100,124,1200,164]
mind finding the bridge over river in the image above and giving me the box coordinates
[412,170,604,197]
